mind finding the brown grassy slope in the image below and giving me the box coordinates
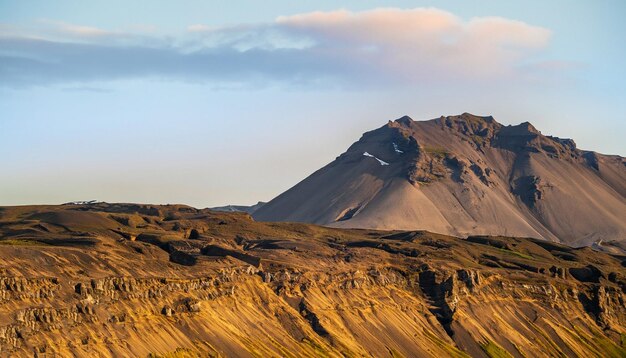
[253,113,626,247]
[0,203,624,357]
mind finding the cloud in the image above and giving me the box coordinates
[61,86,113,93]
[187,24,213,32]
[0,8,553,88]
[46,20,114,37]
[275,8,551,81]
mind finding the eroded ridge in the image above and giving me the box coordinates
[0,203,624,356]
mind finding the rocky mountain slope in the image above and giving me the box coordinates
[254,113,626,247]
[0,203,625,357]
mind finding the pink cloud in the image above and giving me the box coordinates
[277,8,461,44]
[276,8,552,81]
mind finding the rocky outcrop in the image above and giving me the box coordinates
[469,162,496,186]
[570,265,604,283]
[417,266,482,335]
[400,136,448,185]
[201,245,262,267]
[512,175,551,208]
[440,113,502,149]
[0,277,59,301]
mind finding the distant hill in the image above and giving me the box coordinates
[254,113,626,247]
[210,201,266,214]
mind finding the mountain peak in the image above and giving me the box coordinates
[460,112,496,123]
[395,115,414,126]
[437,113,502,142]
[501,121,541,136]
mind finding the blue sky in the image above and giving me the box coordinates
[1,1,625,207]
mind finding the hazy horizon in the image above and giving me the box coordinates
[2,1,625,207]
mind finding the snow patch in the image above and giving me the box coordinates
[363,152,389,166]
[63,200,100,205]
[392,142,403,153]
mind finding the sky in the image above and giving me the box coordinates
[1,0,625,207]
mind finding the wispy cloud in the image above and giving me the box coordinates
[187,24,213,32]
[43,20,115,37]
[61,85,114,93]
[0,8,555,89]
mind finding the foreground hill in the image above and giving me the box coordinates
[254,113,626,247]
[0,203,624,357]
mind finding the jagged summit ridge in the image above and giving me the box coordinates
[359,113,587,186]
[388,113,568,157]
[254,113,626,247]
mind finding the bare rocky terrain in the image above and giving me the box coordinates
[254,113,626,248]
[0,203,625,357]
